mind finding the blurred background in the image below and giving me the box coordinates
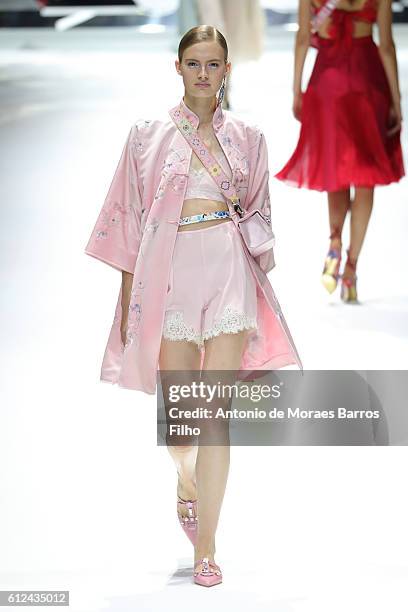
[1,0,408,27]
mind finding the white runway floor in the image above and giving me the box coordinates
[1,26,408,611]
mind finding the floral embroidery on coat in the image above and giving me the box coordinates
[96,201,133,241]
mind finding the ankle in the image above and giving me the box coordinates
[329,238,342,252]
[177,480,197,502]
[195,543,216,562]
[343,263,356,279]
[346,248,357,266]
[195,553,216,565]
[329,227,342,251]
[343,249,358,278]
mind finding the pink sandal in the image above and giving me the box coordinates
[177,496,198,545]
[193,557,223,587]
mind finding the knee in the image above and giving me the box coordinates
[196,401,231,443]
[166,436,199,451]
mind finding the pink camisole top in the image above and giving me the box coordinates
[184,149,230,203]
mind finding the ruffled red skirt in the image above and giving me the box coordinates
[275,36,405,191]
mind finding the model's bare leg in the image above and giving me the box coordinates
[327,188,351,249]
[322,189,351,292]
[344,186,374,279]
[194,329,250,571]
[159,338,202,521]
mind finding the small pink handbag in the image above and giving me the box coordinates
[235,207,275,257]
[170,106,275,258]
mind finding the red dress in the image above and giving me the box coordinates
[275,0,405,191]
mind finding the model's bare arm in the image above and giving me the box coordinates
[377,0,402,135]
[121,270,133,346]
[293,0,312,120]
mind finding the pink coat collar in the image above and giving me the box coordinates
[172,97,225,131]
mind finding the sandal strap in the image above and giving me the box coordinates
[342,249,357,286]
[345,252,357,268]
[194,557,221,574]
[177,496,197,504]
[194,557,220,569]
[327,248,341,258]
[177,496,198,521]
[345,262,357,270]
[177,496,197,511]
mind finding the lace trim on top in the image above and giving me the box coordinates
[184,150,230,202]
[162,305,258,348]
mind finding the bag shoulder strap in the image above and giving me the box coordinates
[169,106,245,216]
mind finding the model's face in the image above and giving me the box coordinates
[175,41,230,100]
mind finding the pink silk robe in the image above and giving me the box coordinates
[85,99,303,395]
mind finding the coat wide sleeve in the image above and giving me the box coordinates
[84,124,142,274]
[246,129,276,274]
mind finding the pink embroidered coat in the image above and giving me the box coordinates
[85,99,303,395]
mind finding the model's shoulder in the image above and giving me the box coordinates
[223,111,264,147]
[127,118,174,154]
[131,118,167,133]
[131,116,176,140]
[244,121,264,148]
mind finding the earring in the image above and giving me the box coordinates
[218,75,226,107]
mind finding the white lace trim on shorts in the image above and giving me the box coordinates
[162,305,258,348]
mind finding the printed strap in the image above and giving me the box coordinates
[169,105,245,215]
[311,0,341,32]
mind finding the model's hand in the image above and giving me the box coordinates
[292,92,303,122]
[120,316,128,348]
[387,103,402,137]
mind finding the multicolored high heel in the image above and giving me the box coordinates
[340,250,359,304]
[177,496,198,545]
[193,557,223,587]
[321,228,342,294]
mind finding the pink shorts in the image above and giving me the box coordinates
[162,220,258,350]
